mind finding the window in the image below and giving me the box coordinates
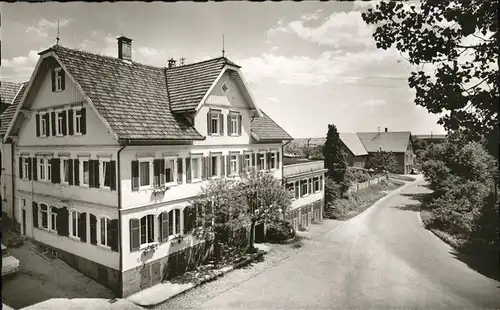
[82,159,90,186]
[244,154,251,169]
[207,109,223,136]
[47,160,52,182]
[74,109,82,134]
[165,158,176,184]
[139,161,151,188]
[294,181,300,199]
[70,210,79,238]
[56,112,64,136]
[313,176,320,192]
[22,158,29,179]
[40,113,47,136]
[140,215,155,245]
[228,112,241,136]
[101,161,111,188]
[175,209,181,234]
[40,204,48,229]
[100,217,111,247]
[38,158,51,182]
[286,183,295,199]
[300,179,308,197]
[221,82,230,94]
[257,153,266,170]
[168,208,183,237]
[50,206,57,232]
[269,152,276,170]
[211,113,220,135]
[61,159,70,184]
[210,155,220,178]
[20,198,26,208]
[54,68,63,92]
[191,157,202,181]
[230,155,238,175]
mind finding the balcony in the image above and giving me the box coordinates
[283,159,325,178]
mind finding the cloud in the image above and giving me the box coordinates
[270,46,279,52]
[26,18,70,38]
[0,50,40,82]
[267,96,280,103]
[352,1,382,11]
[359,99,386,107]
[300,9,323,21]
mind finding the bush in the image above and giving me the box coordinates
[266,220,295,243]
[345,168,371,183]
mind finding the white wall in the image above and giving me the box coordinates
[1,142,14,219]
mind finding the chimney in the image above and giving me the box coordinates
[385,127,388,132]
[117,36,132,61]
[168,58,177,68]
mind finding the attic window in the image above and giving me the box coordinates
[51,68,65,92]
[221,82,230,95]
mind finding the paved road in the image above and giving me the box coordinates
[160,179,500,309]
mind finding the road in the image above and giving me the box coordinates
[159,179,500,309]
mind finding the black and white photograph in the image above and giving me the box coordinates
[0,1,498,309]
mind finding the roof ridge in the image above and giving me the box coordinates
[165,56,227,70]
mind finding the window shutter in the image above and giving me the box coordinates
[238,115,242,135]
[57,207,69,236]
[32,202,39,228]
[51,158,60,184]
[27,158,32,180]
[61,111,67,135]
[110,219,118,252]
[183,208,191,234]
[90,214,97,245]
[36,114,40,137]
[32,158,37,181]
[78,212,87,242]
[153,159,161,186]
[225,155,230,176]
[44,114,50,136]
[74,159,80,186]
[81,108,87,134]
[131,160,139,191]
[219,113,224,135]
[51,70,56,92]
[60,71,66,91]
[220,155,225,176]
[88,160,95,188]
[227,114,231,135]
[68,159,74,185]
[177,158,183,184]
[51,112,56,136]
[130,219,140,251]
[159,159,165,185]
[18,157,22,179]
[207,111,212,135]
[251,153,256,167]
[320,175,323,190]
[68,109,74,135]
[186,158,191,183]
[201,157,207,180]
[238,154,244,174]
[94,160,100,188]
[276,151,281,169]
[266,153,271,170]
[110,160,117,190]
[161,213,169,242]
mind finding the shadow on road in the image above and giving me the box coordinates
[449,249,500,282]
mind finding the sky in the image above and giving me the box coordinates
[0,1,448,138]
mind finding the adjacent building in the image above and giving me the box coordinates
[0,36,293,297]
[339,133,368,168]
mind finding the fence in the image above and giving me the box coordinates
[347,175,388,193]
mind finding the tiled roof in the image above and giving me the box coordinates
[0,83,28,137]
[251,111,293,141]
[339,133,368,156]
[166,57,240,113]
[1,81,22,105]
[52,45,204,141]
[357,131,411,153]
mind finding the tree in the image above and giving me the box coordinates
[362,1,499,158]
[239,168,292,252]
[191,178,249,267]
[303,138,312,159]
[366,149,398,174]
[323,124,347,183]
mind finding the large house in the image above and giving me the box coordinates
[0,36,296,297]
[339,128,415,174]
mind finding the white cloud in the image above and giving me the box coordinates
[0,50,40,82]
[359,99,386,107]
[300,9,323,21]
[267,96,280,103]
[352,1,382,11]
[26,18,70,38]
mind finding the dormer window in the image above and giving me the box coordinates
[51,68,65,92]
[221,82,230,95]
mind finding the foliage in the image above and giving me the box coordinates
[284,140,324,159]
[366,149,398,173]
[324,176,343,208]
[344,168,371,183]
[266,220,296,243]
[239,168,293,250]
[323,124,347,183]
[362,0,499,158]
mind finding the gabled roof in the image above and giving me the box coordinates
[50,45,204,141]
[357,131,411,153]
[166,57,240,113]
[0,81,22,105]
[251,111,293,141]
[339,133,368,156]
[0,82,28,138]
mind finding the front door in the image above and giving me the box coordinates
[22,209,27,235]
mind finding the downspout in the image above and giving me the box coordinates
[117,143,127,296]
[10,140,16,230]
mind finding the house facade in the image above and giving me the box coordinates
[1,37,292,297]
[283,157,326,231]
[339,133,368,168]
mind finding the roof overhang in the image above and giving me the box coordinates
[119,137,205,146]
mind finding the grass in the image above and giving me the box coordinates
[326,179,404,220]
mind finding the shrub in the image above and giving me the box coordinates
[345,168,371,183]
[266,220,295,243]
